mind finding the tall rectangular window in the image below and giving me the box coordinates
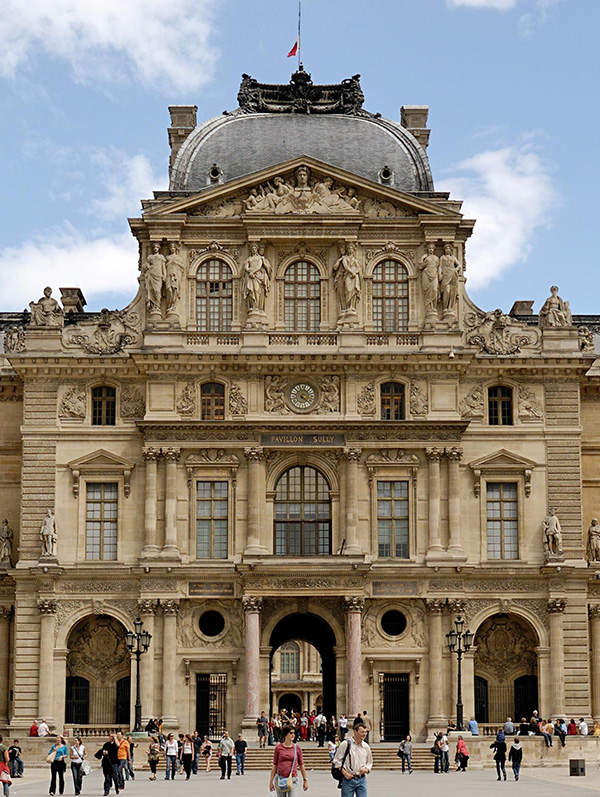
[196,481,228,558]
[92,386,116,426]
[486,482,518,559]
[377,480,409,558]
[86,482,118,560]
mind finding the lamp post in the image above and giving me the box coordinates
[446,615,473,732]
[126,616,152,733]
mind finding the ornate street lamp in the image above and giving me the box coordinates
[126,616,152,733]
[446,615,473,732]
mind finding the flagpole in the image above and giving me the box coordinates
[298,0,302,68]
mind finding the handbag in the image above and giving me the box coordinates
[46,752,55,763]
[0,770,11,784]
[275,743,297,793]
[81,760,91,776]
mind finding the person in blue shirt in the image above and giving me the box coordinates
[467,718,479,736]
[48,736,68,796]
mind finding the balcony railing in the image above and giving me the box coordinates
[185,332,421,348]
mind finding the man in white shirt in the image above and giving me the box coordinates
[440,733,450,772]
[579,718,589,736]
[339,714,348,741]
[332,722,372,797]
[315,711,326,747]
[37,720,50,737]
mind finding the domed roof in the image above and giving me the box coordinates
[169,70,434,194]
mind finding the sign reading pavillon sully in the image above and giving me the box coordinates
[0,65,599,747]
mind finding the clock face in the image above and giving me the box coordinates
[289,382,317,411]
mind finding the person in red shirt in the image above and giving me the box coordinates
[29,721,38,738]
[269,726,308,794]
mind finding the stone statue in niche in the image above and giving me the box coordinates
[244,242,272,323]
[40,509,58,559]
[587,518,600,564]
[165,242,185,323]
[542,508,564,559]
[29,287,64,328]
[579,326,595,352]
[333,241,361,322]
[144,243,166,317]
[0,519,13,565]
[438,243,461,320]
[420,243,439,324]
[3,326,25,353]
[539,285,572,328]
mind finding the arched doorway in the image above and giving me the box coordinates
[269,613,336,717]
[66,615,130,727]
[474,613,539,724]
[272,640,322,714]
[278,693,302,714]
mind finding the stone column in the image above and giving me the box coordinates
[345,596,364,717]
[425,448,443,558]
[536,646,551,721]
[426,599,445,729]
[161,600,179,727]
[138,600,157,724]
[38,599,57,728]
[447,448,465,557]
[0,607,12,726]
[548,598,566,717]
[243,597,263,723]
[162,448,180,558]
[142,448,160,558]
[343,449,362,555]
[590,606,600,721]
[244,449,267,554]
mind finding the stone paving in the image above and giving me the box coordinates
[8,766,600,796]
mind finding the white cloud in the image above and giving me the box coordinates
[90,150,168,220]
[447,0,517,8]
[0,228,139,311]
[0,0,218,91]
[438,144,557,290]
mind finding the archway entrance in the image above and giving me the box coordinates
[474,613,539,724]
[272,640,322,715]
[278,693,302,714]
[66,615,130,727]
[269,613,336,717]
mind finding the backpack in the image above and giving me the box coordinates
[331,739,351,784]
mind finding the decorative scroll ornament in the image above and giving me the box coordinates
[264,375,290,414]
[120,386,146,419]
[465,309,539,355]
[365,449,420,466]
[186,450,240,466]
[63,308,141,354]
[189,241,240,264]
[409,382,428,416]
[176,382,196,416]
[229,383,248,416]
[459,383,484,418]
[365,243,417,263]
[518,385,543,421]
[58,385,86,419]
[357,383,376,416]
[3,326,25,353]
[579,326,595,352]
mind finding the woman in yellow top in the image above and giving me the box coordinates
[593,721,600,737]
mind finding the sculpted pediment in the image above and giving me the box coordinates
[67,450,135,497]
[145,157,459,220]
[468,449,538,471]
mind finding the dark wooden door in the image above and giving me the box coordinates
[514,675,538,722]
[474,675,489,723]
[65,676,90,725]
[115,676,130,725]
[381,673,409,741]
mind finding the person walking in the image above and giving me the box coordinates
[234,734,247,775]
[7,742,22,779]
[146,737,160,781]
[69,737,85,795]
[432,732,443,774]
[164,733,178,780]
[218,730,234,780]
[332,721,372,797]
[339,714,348,742]
[0,759,10,797]
[257,712,268,749]
[200,736,212,772]
[508,737,523,781]
[191,731,201,775]
[115,733,129,789]
[48,736,68,796]
[398,734,413,774]
[455,736,469,772]
[490,730,507,781]
[269,725,308,796]
[315,711,326,748]
[181,734,193,780]
[440,732,450,772]
[101,734,120,796]
[126,736,136,781]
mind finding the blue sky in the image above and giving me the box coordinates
[1,0,597,315]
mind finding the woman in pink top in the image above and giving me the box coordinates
[269,726,308,795]
[456,736,470,771]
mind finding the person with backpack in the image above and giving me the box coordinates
[269,725,308,796]
[508,737,523,781]
[332,720,372,797]
[397,734,412,774]
[490,730,507,781]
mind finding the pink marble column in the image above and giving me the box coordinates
[243,597,263,718]
[345,597,365,716]
[343,449,362,555]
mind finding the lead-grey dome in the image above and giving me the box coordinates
[169,112,434,194]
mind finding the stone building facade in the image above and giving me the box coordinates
[1,68,600,741]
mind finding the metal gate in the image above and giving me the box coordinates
[65,676,90,725]
[196,673,227,740]
[474,675,489,723]
[514,675,538,722]
[379,672,409,741]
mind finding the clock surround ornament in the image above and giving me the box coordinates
[287,381,319,413]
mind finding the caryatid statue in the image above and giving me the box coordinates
[539,285,572,328]
[333,241,361,316]
[29,287,64,328]
[542,508,563,557]
[165,242,185,314]
[0,519,13,565]
[420,243,439,322]
[244,242,272,315]
[144,243,166,315]
[438,243,462,319]
[40,508,57,559]
[587,518,600,564]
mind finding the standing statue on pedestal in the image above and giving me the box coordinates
[144,243,166,317]
[438,243,461,320]
[543,508,563,558]
[165,242,185,322]
[0,519,13,565]
[29,287,64,328]
[539,285,572,328]
[333,241,361,321]
[244,243,272,325]
[420,243,439,324]
[587,518,600,565]
[40,509,57,559]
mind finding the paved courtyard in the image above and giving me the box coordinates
[9,766,600,796]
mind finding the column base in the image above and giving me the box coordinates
[446,546,467,563]
[426,718,448,738]
[241,716,260,738]
[140,545,161,559]
[343,543,363,556]
[160,715,178,730]
[160,546,181,560]
[243,545,268,556]
[425,547,448,564]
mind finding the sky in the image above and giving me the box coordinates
[0,0,597,315]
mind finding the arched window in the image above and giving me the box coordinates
[380,382,405,420]
[284,261,321,331]
[274,466,331,555]
[372,259,409,331]
[201,382,225,420]
[488,386,513,426]
[196,259,232,331]
[280,641,300,679]
[92,386,116,426]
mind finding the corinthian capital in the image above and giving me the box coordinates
[589,604,600,619]
[446,447,463,462]
[38,599,57,615]
[138,599,158,615]
[344,596,365,613]
[143,448,160,462]
[161,599,180,615]
[343,448,362,463]
[242,596,263,613]
[425,598,445,614]
[425,447,442,462]
[244,447,265,463]
[547,598,566,614]
[163,448,180,463]
[0,606,13,620]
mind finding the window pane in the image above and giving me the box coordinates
[196,259,232,331]
[196,481,228,558]
[372,260,409,332]
[273,466,331,554]
[486,482,519,560]
[377,480,409,559]
[86,482,118,561]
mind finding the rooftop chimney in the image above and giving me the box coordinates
[509,300,535,316]
[400,105,430,150]
[168,105,198,176]
[59,287,86,314]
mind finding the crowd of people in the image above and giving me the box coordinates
[256,709,373,747]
